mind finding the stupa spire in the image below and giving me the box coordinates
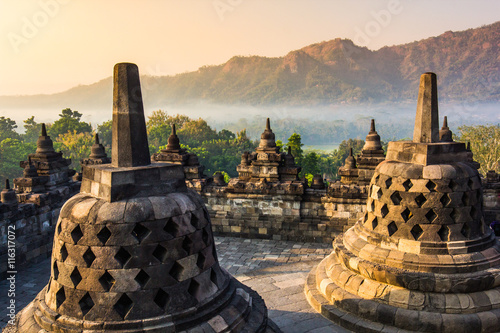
[413,72,439,143]
[111,63,150,167]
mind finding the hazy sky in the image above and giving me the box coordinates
[0,0,498,96]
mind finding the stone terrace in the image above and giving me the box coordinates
[1,236,350,333]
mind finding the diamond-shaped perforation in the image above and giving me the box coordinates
[461,223,471,238]
[83,247,96,268]
[440,194,451,207]
[449,179,459,191]
[401,208,412,222]
[370,200,375,212]
[187,279,201,301]
[402,179,413,191]
[154,289,170,310]
[470,206,477,220]
[380,204,389,218]
[438,225,449,241]
[196,253,206,270]
[476,189,482,201]
[70,267,82,287]
[461,193,469,206]
[57,223,62,235]
[182,236,194,255]
[60,244,68,262]
[135,270,150,289]
[450,209,459,222]
[97,226,111,245]
[114,294,133,319]
[56,287,66,308]
[363,214,368,223]
[372,217,378,230]
[131,223,150,243]
[385,177,393,189]
[79,292,94,316]
[190,213,200,229]
[415,194,427,208]
[387,222,398,236]
[53,261,59,280]
[374,187,383,199]
[152,244,167,263]
[374,174,380,184]
[203,209,211,223]
[169,262,184,281]
[410,225,423,240]
[425,209,437,223]
[390,192,402,205]
[468,178,474,190]
[114,247,132,267]
[163,218,178,237]
[71,225,84,244]
[99,271,115,291]
[426,180,436,192]
[210,269,218,287]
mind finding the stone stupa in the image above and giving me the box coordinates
[14,63,274,332]
[306,73,500,332]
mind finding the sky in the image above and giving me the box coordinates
[0,0,499,96]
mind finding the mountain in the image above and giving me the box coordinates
[1,21,498,112]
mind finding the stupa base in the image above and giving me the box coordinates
[305,252,500,333]
[12,277,278,333]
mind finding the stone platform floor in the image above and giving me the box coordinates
[1,236,350,333]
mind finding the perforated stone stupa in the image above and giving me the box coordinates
[14,63,273,332]
[305,73,500,332]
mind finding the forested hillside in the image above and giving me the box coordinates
[1,22,498,109]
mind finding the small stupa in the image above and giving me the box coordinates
[306,73,500,332]
[14,63,273,332]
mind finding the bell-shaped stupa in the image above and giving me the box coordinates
[306,73,500,332]
[14,63,273,333]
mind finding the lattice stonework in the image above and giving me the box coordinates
[46,192,222,321]
[361,165,486,244]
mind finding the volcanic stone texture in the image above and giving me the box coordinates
[16,188,271,332]
[306,160,500,333]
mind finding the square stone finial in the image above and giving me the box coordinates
[112,63,151,167]
[413,72,439,143]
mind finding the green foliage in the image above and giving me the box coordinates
[275,140,284,152]
[304,173,314,186]
[0,138,36,185]
[455,124,500,176]
[97,120,112,148]
[0,117,20,142]
[286,133,304,165]
[146,110,191,153]
[48,108,92,139]
[302,152,321,177]
[22,116,43,143]
[55,131,94,172]
[214,171,231,183]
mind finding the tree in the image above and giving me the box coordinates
[48,108,92,139]
[22,116,43,143]
[286,133,304,165]
[146,110,192,152]
[0,138,36,185]
[302,152,321,176]
[456,124,500,176]
[0,117,20,142]
[55,131,94,172]
[97,120,112,148]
